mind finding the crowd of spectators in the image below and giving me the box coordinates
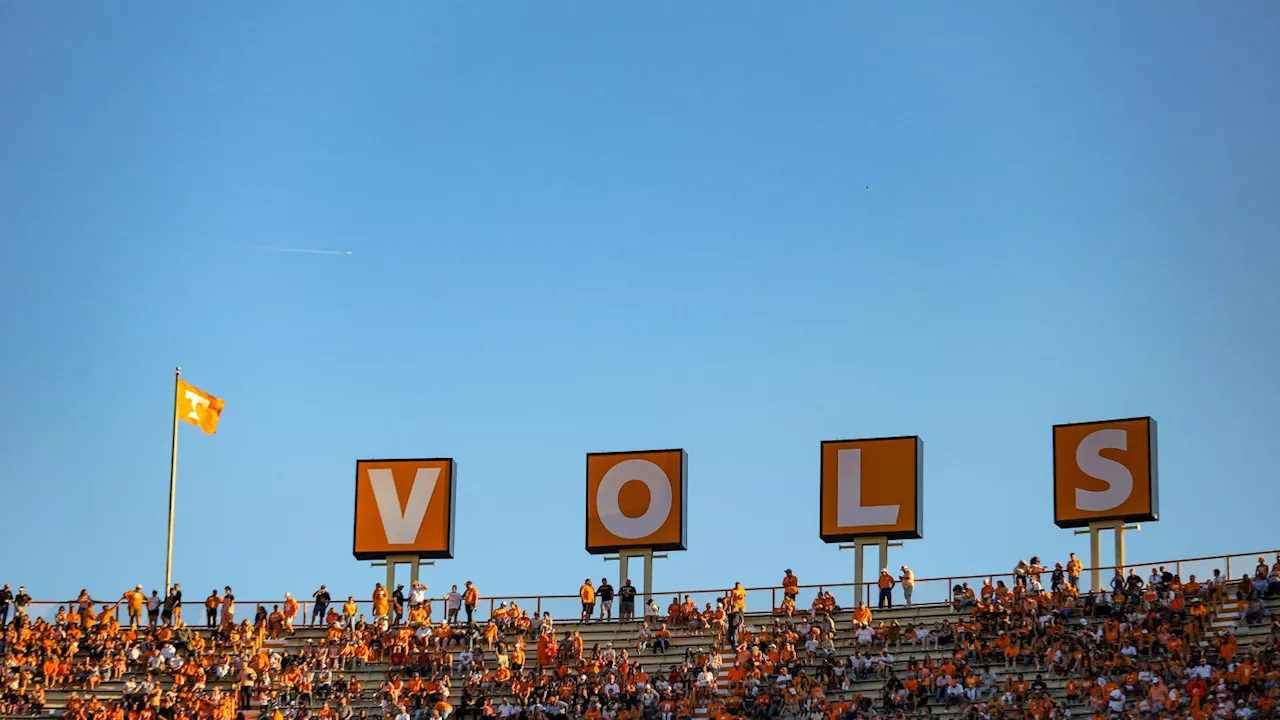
[687,556,1280,720]
[0,583,248,720]
[3,556,1279,720]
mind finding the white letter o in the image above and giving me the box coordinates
[596,459,673,539]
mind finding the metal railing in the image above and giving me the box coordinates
[10,548,1276,628]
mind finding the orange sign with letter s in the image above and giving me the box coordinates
[1053,417,1158,528]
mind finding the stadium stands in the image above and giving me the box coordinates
[2,553,1278,720]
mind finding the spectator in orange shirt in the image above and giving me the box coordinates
[204,589,220,628]
[782,570,799,602]
[852,603,873,627]
[462,582,479,624]
[729,582,747,614]
[1067,553,1084,589]
[121,585,145,628]
[877,569,896,608]
[579,579,596,622]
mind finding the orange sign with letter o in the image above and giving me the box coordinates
[1053,417,1158,528]
[353,458,456,560]
[586,449,687,555]
[819,436,923,542]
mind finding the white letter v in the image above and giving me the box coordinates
[368,468,439,544]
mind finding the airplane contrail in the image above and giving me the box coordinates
[253,245,353,256]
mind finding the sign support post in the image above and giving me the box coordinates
[839,536,901,606]
[373,555,434,594]
[606,549,667,608]
[1074,520,1140,591]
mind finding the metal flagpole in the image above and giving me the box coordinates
[165,366,181,594]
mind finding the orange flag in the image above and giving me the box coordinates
[177,380,224,435]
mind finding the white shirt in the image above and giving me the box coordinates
[445,591,462,610]
[409,587,427,605]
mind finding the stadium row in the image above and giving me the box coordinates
[3,549,1274,628]
[1,548,1277,720]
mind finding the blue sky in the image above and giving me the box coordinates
[2,3,1278,612]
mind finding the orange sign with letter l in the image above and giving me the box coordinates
[353,458,456,560]
[820,436,923,542]
[1053,417,1158,528]
[586,449,687,555]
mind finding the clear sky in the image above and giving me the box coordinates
[2,3,1278,611]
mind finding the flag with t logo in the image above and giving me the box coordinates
[165,368,225,593]
[176,380,224,435]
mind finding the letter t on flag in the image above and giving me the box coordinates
[177,380,225,435]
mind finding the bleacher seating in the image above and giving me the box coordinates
[3,559,1278,720]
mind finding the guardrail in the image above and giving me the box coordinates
[11,548,1275,629]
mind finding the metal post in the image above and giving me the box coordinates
[1077,520,1137,592]
[619,553,631,591]
[165,366,181,594]
[642,551,653,608]
[1089,525,1101,592]
[840,540,866,607]
[604,553,635,595]
[841,536,898,607]
[853,541,865,605]
[1115,524,1126,577]
[376,556,429,601]
[1077,522,1105,592]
